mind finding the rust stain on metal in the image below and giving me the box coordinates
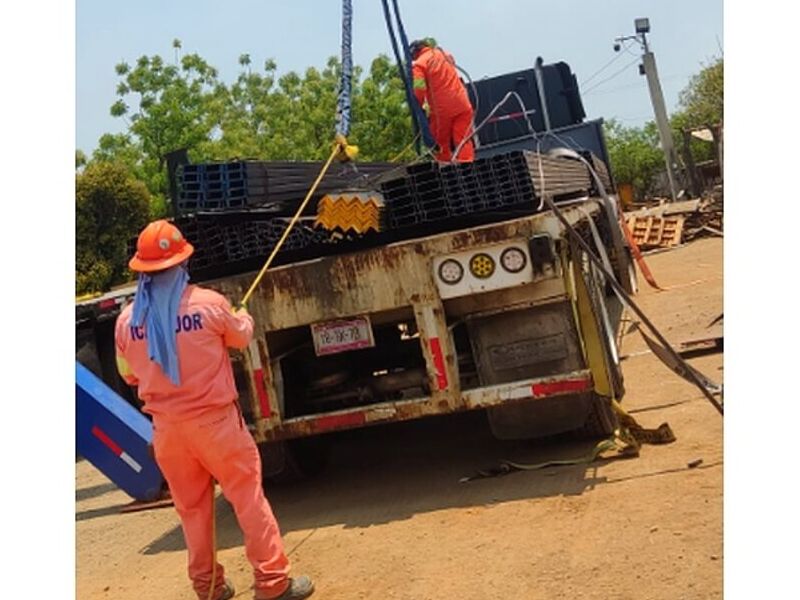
[448,224,520,251]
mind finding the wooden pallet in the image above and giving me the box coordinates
[626,215,685,249]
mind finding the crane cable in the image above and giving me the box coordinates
[207,4,357,599]
[380,0,437,153]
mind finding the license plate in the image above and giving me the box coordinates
[311,317,375,356]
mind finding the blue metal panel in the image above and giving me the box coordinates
[76,361,164,502]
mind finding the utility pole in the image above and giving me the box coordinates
[615,18,680,202]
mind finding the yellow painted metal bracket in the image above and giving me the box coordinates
[566,248,614,398]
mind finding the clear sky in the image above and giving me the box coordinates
[76,0,723,154]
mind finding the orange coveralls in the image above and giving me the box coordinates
[115,285,291,600]
[412,46,475,162]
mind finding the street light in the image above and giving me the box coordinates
[613,18,679,202]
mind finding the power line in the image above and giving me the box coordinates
[579,41,633,87]
[584,74,686,97]
[581,56,641,96]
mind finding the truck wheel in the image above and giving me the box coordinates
[486,393,595,441]
[573,394,618,439]
[260,437,330,485]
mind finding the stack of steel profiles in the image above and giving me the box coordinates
[487,155,515,204]
[505,152,538,204]
[578,151,614,195]
[453,162,488,213]
[406,162,449,222]
[379,175,423,229]
[521,151,593,201]
[438,164,472,216]
[315,192,386,233]
[474,157,504,209]
[175,160,398,216]
[171,213,333,277]
[240,162,269,207]
[244,161,395,213]
[176,164,204,212]
[266,218,331,251]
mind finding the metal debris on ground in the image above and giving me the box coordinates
[682,189,723,241]
[636,326,723,397]
[623,187,723,245]
[678,333,723,357]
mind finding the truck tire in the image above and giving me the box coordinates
[260,437,330,485]
[486,393,594,440]
[573,393,618,439]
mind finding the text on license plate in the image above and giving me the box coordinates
[310,317,375,356]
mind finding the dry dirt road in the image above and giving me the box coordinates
[76,237,723,600]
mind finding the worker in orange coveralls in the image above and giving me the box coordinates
[115,220,315,600]
[410,37,475,163]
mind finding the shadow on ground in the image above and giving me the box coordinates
[138,409,703,556]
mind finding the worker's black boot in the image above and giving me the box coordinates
[266,576,315,600]
[213,578,235,600]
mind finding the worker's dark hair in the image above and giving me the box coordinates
[409,38,435,58]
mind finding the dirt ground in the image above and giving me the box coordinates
[76,237,723,600]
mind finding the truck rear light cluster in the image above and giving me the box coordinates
[433,241,549,299]
[438,259,464,285]
[437,246,531,287]
[499,247,527,273]
[469,253,495,279]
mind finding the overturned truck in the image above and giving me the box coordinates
[76,61,637,478]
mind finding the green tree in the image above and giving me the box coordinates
[351,55,414,161]
[91,133,168,218]
[109,45,222,203]
[201,53,413,162]
[199,58,281,160]
[76,162,151,294]
[669,57,723,166]
[677,57,723,128]
[75,149,87,170]
[604,119,664,200]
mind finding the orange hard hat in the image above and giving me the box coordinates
[129,220,195,273]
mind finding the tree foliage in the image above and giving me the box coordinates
[76,44,418,292]
[76,162,151,294]
[677,57,723,128]
[669,57,723,165]
[604,58,724,198]
[603,119,664,199]
[76,43,722,292]
[86,44,413,222]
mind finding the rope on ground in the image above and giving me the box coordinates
[459,401,676,483]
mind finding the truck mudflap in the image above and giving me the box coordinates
[255,369,593,441]
[76,362,165,502]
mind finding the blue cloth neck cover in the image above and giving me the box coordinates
[132,263,189,386]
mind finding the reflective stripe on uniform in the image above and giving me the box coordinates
[413,78,427,90]
[116,354,133,378]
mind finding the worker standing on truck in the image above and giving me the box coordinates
[410,37,475,163]
[114,219,314,600]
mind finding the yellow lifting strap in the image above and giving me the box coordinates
[239,135,358,309]
[459,403,675,483]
